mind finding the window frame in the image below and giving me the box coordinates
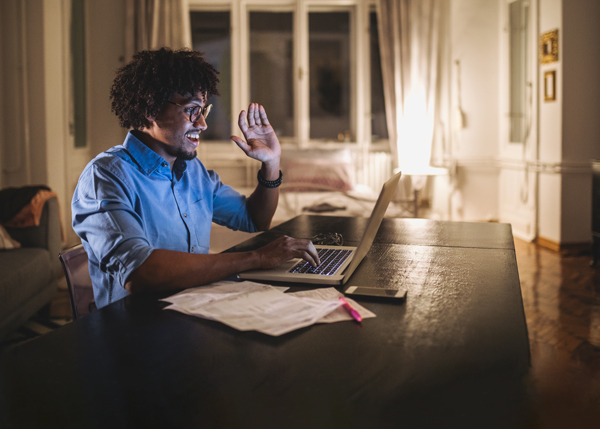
[188,0,383,152]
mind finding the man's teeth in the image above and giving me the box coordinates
[186,132,200,140]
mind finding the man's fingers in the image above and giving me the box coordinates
[289,238,320,267]
[296,250,318,267]
[307,241,320,266]
[259,105,270,126]
[247,104,256,127]
[238,110,248,133]
[231,136,249,154]
[258,236,322,269]
[253,103,261,125]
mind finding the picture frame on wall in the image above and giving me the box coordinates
[544,70,556,102]
[540,29,559,64]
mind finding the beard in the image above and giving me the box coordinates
[165,145,197,161]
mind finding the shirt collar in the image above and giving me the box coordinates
[123,131,176,176]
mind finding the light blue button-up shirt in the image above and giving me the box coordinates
[72,131,257,308]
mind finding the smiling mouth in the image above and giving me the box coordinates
[185,131,200,144]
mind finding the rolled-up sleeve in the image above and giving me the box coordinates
[72,163,154,290]
[209,170,258,233]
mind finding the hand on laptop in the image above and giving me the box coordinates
[255,236,320,268]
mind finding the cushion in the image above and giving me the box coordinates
[0,247,51,316]
[281,148,355,192]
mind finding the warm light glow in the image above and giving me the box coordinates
[397,87,434,173]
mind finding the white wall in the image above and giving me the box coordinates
[537,0,563,243]
[535,0,600,245]
[448,0,501,221]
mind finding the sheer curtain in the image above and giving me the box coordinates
[125,0,192,59]
[377,0,446,172]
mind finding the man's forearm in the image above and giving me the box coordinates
[246,161,280,231]
[125,234,321,295]
[125,248,262,294]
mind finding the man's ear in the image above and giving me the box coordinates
[145,116,156,128]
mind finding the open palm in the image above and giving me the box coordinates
[231,103,281,164]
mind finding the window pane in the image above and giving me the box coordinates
[309,12,351,141]
[369,11,388,141]
[190,11,231,141]
[250,12,294,138]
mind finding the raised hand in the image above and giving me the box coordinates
[230,103,281,166]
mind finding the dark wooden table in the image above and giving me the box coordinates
[0,215,530,428]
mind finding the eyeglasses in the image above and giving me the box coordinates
[166,100,212,123]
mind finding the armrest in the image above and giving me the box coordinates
[5,196,63,277]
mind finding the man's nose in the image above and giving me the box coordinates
[193,114,208,130]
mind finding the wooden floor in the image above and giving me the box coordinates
[516,237,600,428]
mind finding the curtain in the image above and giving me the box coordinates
[377,0,446,172]
[125,0,192,59]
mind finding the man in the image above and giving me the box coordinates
[72,47,319,309]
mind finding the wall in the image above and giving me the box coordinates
[0,0,69,238]
[85,0,127,157]
[0,0,126,246]
[61,0,126,245]
[1,0,33,188]
[536,0,600,246]
[560,0,600,243]
[448,0,501,221]
[537,0,563,244]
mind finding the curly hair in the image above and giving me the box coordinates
[110,48,220,129]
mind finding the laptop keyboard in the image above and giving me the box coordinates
[289,248,353,276]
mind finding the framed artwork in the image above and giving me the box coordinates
[540,29,559,64]
[544,70,556,102]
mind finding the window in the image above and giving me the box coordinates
[308,11,351,140]
[249,12,294,138]
[190,11,231,141]
[369,10,388,141]
[189,0,387,149]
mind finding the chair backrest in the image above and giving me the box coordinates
[58,244,96,319]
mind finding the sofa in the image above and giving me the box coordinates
[0,194,63,341]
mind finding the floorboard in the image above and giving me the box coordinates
[516,237,600,427]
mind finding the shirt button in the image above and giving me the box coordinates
[184,213,187,217]
[191,247,194,253]
[161,162,167,167]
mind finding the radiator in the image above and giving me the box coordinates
[354,151,393,192]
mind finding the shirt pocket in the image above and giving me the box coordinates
[189,197,213,253]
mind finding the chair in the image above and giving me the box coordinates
[58,244,96,319]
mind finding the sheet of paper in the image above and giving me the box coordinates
[289,288,376,323]
[162,282,340,336]
[162,281,286,312]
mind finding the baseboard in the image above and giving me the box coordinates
[536,236,591,253]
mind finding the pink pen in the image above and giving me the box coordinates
[339,297,363,322]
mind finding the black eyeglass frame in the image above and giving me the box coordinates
[166,100,212,123]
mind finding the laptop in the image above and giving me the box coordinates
[239,171,402,285]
